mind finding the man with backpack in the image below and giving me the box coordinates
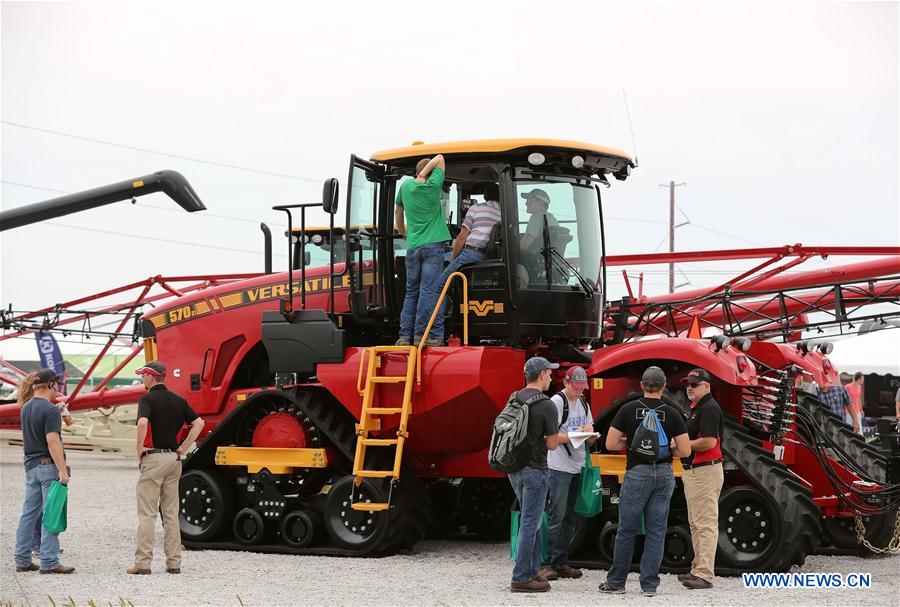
[489,356,569,593]
[539,366,595,581]
[599,366,690,597]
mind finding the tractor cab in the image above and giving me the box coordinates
[342,139,634,346]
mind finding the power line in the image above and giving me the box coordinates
[1,120,321,183]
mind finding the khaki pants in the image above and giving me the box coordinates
[134,452,182,569]
[682,463,724,582]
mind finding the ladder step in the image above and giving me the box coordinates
[354,470,396,478]
[369,376,407,384]
[360,438,399,446]
[351,502,390,512]
[365,407,403,415]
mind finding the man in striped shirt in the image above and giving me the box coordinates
[431,183,502,340]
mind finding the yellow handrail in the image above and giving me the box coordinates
[356,347,370,396]
[416,271,468,386]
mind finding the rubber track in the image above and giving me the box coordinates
[796,393,886,482]
[720,416,822,572]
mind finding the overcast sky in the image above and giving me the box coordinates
[1,1,898,361]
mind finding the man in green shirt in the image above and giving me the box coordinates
[394,154,451,346]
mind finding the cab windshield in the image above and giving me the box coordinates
[513,170,602,292]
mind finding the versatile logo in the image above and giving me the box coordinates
[461,300,505,317]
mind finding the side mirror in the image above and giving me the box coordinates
[323,178,339,215]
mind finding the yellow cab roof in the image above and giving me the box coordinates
[370,138,633,163]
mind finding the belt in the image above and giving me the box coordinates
[141,448,175,458]
[37,457,54,465]
[464,244,487,252]
[682,458,722,470]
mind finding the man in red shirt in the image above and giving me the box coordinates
[844,373,864,434]
[678,369,724,590]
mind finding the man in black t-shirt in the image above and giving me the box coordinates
[127,360,204,575]
[600,366,690,597]
[508,357,569,594]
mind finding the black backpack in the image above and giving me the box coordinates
[488,390,548,473]
[629,400,671,464]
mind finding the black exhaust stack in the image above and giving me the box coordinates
[0,170,206,231]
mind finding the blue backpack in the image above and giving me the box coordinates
[629,400,669,463]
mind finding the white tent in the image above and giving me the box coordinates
[826,329,900,376]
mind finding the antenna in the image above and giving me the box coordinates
[622,89,639,166]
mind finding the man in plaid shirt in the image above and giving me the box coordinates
[817,379,851,420]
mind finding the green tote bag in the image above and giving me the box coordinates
[574,459,603,517]
[42,480,68,534]
[509,510,549,561]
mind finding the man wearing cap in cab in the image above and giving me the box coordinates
[678,368,724,590]
[519,188,558,253]
[509,357,570,593]
[13,368,75,574]
[600,366,690,597]
[127,360,204,575]
[539,366,595,582]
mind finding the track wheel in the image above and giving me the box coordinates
[717,486,781,569]
[233,508,266,545]
[662,524,693,570]
[568,514,588,555]
[281,510,321,549]
[823,511,897,552]
[596,522,618,563]
[457,478,514,539]
[179,469,234,542]
[324,476,391,552]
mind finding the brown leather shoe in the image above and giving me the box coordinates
[40,565,75,574]
[556,565,583,579]
[678,572,698,582]
[126,566,151,575]
[683,577,713,589]
[537,566,559,581]
[15,563,39,572]
[511,578,551,593]
[166,568,181,574]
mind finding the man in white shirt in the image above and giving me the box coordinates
[538,366,595,581]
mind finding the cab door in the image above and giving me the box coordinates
[345,155,388,322]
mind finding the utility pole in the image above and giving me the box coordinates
[659,181,686,293]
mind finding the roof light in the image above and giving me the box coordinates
[731,337,752,352]
[818,342,834,355]
[528,153,545,166]
[571,155,585,169]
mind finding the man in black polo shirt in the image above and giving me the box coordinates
[600,366,690,597]
[678,368,725,590]
[127,360,204,575]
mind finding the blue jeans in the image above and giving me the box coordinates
[14,464,61,570]
[432,247,486,339]
[606,463,675,592]
[399,242,445,340]
[544,469,580,568]
[509,467,549,583]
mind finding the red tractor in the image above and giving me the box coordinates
[2,140,898,571]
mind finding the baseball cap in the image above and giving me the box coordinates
[524,356,559,375]
[520,188,551,206]
[641,366,667,387]
[136,360,167,377]
[564,366,589,389]
[681,368,713,385]
[33,368,60,385]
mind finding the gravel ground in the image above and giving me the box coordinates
[1,447,897,607]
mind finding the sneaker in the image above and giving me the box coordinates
[15,563,39,572]
[126,566,151,575]
[683,577,713,589]
[537,566,558,581]
[598,582,625,594]
[40,565,75,574]
[555,565,583,579]
[395,337,412,346]
[511,579,551,593]
[677,572,698,582]
[642,588,657,597]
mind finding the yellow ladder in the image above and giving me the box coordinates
[349,272,469,512]
[350,345,417,512]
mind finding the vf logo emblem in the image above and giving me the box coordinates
[460,300,505,317]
